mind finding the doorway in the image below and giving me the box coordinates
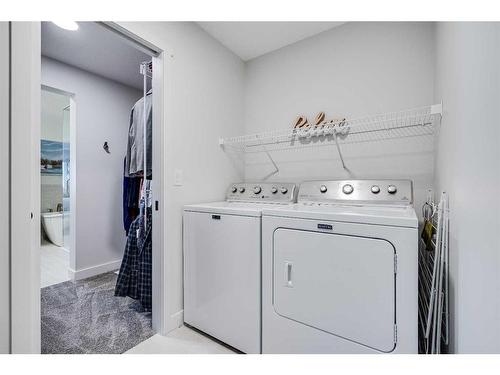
[4,21,167,353]
[38,22,162,354]
[40,87,72,288]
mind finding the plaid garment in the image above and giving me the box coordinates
[115,209,152,311]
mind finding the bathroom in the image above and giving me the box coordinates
[40,88,72,288]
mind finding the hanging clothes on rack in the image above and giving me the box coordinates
[122,158,142,235]
[117,60,153,311]
[125,89,152,179]
[143,179,153,209]
[115,208,152,311]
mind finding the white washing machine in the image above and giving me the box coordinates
[183,182,297,353]
[261,180,418,353]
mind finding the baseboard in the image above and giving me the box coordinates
[171,309,184,327]
[161,309,184,335]
[69,259,122,281]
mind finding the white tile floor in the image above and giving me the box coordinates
[40,240,70,288]
[126,326,237,354]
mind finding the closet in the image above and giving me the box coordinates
[115,61,154,312]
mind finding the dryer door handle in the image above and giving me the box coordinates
[284,261,293,287]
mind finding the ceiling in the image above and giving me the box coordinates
[197,22,345,61]
[42,22,150,90]
[41,22,345,87]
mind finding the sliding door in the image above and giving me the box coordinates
[10,22,41,353]
[0,21,10,354]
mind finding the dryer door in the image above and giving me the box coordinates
[273,228,396,352]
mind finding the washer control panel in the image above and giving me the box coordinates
[226,182,297,203]
[298,180,413,205]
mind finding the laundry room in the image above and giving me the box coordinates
[140,21,499,355]
[1,12,499,364]
[179,21,498,355]
[184,22,437,354]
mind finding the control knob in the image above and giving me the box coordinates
[280,187,288,194]
[271,187,278,194]
[371,185,380,194]
[387,185,397,194]
[231,186,237,193]
[253,186,262,194]
[342,184,354,195]
[239,187,245,193]
[320,185,328,193]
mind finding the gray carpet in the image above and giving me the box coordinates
[41,272,154,354]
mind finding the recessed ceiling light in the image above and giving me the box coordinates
[52,21,79,31]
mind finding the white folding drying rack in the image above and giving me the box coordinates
[219,103,442,171]
[418,190,449,354]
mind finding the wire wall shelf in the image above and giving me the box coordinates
[220,103,442,170]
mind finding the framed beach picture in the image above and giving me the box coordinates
[40,139,65,175]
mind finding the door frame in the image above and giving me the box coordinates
[40,85,77,275]
[10,21,168,353]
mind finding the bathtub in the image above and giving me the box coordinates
[41,212,64,247]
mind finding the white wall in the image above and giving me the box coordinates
[244,22,435,213]
[41,56,142,277]
[0,21,10,354]
[41,89,68,141]
[117,22,245,332]
[40,178,62,214]
[434,22,500,353]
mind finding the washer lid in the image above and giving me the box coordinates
[262,203,418,228]
[184,201,294,217]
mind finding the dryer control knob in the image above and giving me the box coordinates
[320,185,328,193]
[231,186,237,193]
[371,185,380,194]
[280,187,288,194]
[239,187,246,193]
[387,185,397,194]
[253,186,262,194]
[342,184,354,194]
[271,187,278,194]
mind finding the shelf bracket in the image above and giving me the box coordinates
[257,134,279,177]
[333,131,347,170]
[430,102,443,116]
[263,147,279,176]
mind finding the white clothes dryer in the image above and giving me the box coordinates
[183,182,297,353]
[261,180,418,353]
